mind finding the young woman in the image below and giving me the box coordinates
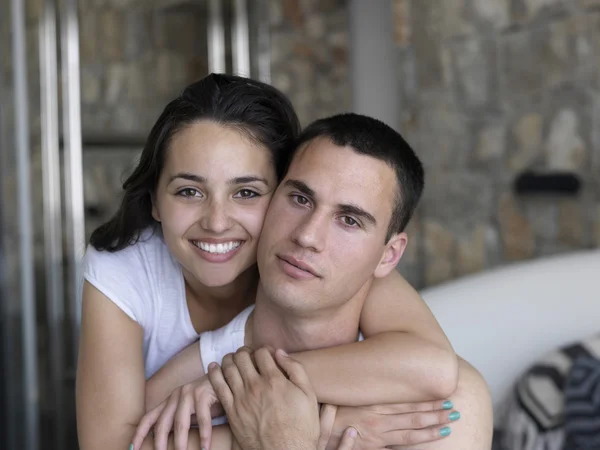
[76,74,459,450]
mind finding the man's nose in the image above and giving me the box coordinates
[292,212,327,252]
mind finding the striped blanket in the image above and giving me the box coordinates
[500,334,600,450]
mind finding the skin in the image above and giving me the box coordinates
[152,120,278,332]
[133,138,493,450]
[77,122,461,450]
[256,137,405,324]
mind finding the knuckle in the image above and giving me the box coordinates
[223,362,237,378]
[154,423,170,437]
[409,414,425,429]
[399,430,415,446]
[256,347,269,358]
[222,352,234,365]
[173,420,188,434]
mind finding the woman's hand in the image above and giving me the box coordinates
[323,400,461,450]
[131,374,224,450]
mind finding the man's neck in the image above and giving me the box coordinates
[247,282,370,353]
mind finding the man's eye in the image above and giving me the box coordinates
[342,216,359,227]
[235,189,259,199]
[178,188,201,198]
[293,195,309,206]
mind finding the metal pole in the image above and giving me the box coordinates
[0,15,18,450]
[11,0,39,448]
[255,0,271,83]
[207,0,226,74]
[40,0,66,448]
[59,0,85,361]
[232,0,250,77]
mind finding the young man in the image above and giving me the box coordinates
[134,114,493,450]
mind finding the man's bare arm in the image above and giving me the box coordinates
[292,270,458,405]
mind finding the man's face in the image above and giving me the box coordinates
[257,137,405,313]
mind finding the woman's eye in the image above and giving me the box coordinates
[234,189,259,199]
[178,188,201,198]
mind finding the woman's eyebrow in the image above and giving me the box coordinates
[228,176,270,186]
[168,173,205,184]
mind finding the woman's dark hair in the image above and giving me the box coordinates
[90,73,300,252]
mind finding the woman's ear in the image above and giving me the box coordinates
[373,232,407,278]
[151,193,161,222]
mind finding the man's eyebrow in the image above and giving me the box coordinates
[283,179,316,198]
[338,204,377,226]
[168,172,206,184]
[285,179,377,226]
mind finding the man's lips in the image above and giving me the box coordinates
[277,255,320,277]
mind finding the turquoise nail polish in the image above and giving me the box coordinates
[129,445,134,450]
[440,426,452,437]
[442,400,453,410]
[449,411,461,421]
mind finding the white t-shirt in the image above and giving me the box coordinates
[82,228,199,379]
[199,305,364,374]
[199,305,255,374]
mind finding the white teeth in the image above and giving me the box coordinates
[195,240,241,254]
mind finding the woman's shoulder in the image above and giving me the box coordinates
[81,227,179,325]
[82,227,181,291]
[83,227,166,267]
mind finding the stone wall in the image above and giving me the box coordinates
[269,0,350,126]
[392,0,600,288]
[5,0,598,295]
[79,0,208,137]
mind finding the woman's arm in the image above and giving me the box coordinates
[145,341,206,411]
[145,272,457,409]
[292,270,458,406]
[76,281,147,450]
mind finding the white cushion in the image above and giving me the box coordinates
[420,249,600,420]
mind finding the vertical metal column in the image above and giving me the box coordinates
[255,0,271,83]
[232,0,250,77]
[208,0,226,74]
[0,15,18,450]
[11,0,39,449]
[59,0,85,361]
[40,0,66,448]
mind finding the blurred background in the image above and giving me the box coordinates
[1,0,599,449]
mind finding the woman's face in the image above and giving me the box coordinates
[152,120,277,288]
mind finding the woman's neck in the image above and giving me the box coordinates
[183,264,259,332]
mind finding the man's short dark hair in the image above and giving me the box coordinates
[288,113,424,242]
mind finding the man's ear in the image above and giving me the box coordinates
[374,232,407,278]
[151,193,161,222]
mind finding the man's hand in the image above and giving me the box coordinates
[324,401,460,450]
[208,347,322,450]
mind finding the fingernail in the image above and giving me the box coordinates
[129,445,134,450]
[449,411,461,421]
[208,362,217,370]
[278,349,288,357]
[440,426,451,437]
[348,427,357,438]
[442,400,453,410]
